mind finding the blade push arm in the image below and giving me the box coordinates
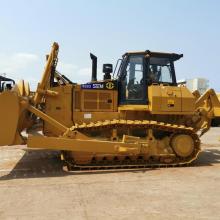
[33,42,59,105]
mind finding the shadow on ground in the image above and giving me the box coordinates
[194,148,220,166]
[0,147,220,180]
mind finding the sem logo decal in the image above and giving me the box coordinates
[106,82,114,89]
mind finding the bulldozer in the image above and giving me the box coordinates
[0,75,15,92]
[0,42,219,170]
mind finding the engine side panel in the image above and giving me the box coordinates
[148,85,195,114]
[73,86,118,124]
[181,87,196,112]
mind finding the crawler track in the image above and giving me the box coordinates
[63,119,201,171]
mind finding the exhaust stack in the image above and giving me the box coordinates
[90,53,97,81]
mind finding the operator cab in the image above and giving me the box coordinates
[117,51,183,104]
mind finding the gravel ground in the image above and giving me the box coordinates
[0,128,220,220]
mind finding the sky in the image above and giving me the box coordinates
[0,0,219,91]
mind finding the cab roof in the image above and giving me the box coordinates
[0,75,14,82]
[123,50,183,61]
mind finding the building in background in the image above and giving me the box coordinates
[178,78,209,94]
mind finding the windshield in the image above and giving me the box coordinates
[147,57,175,84]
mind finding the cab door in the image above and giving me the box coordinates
[119,55,147,105]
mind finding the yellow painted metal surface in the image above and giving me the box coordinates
[213,93,220,117]
[13,80,30,97]
[43,85,73,136]
[27,136,141,154]
[180,86,196,112]
[118,105,149,111]
[0,92,20,146]
[33,42,59,105]
[148,85,195,114]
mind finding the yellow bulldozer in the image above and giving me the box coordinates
[0,42,219,170]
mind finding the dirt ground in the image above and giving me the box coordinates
[0,128,220,220]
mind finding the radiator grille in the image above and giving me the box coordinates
[99,92,111,100]
[99,102,111,110]
[82,91,114,111]
[84,92,98,100]
[74,91,81,109]
[84,101,98,109]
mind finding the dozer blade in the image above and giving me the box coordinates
[0,91,20,146]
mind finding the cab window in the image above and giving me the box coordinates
[147,57,175,84]
[123,55,144,101]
